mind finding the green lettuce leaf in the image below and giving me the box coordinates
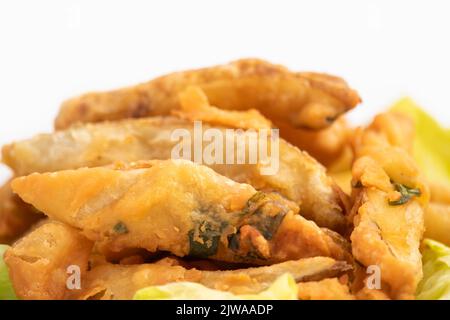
[133,273,298,300]
[416,239,450,300]
[0,245,17,300]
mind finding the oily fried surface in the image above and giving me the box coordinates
[3,117,347,232]
[73,257,351,300]
[4,220,93,300]
[349,112,428,299]
[55,58,360,130]
[11,160,349,265]
[0,179,42,244]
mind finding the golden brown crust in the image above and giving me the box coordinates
[4,221,93,300]
[173,86,272,129]
[55,58,360,130]
[0,179,42,244]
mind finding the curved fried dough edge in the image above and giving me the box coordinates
[174,86,273,130]
[4,220,93,300]
[11,159,350,265]
[55,58,361,130]
[0,179,42,244]
[3,116,348,232]
[72,256,351,300]
[349,112,428,299]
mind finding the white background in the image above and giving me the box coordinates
[1,0,449,183]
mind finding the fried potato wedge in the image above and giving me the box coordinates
[3,117,347,232]
[0,179,42,244]
[277,116,352,166]
[350,112,428,299]
[73,257,351,300]
[429,181,450,204]
[55,59,360,130]
[4,221,93,300]
[424,202,450,247]
[11,160,350,264]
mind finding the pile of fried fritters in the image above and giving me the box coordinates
[0,59,432,300]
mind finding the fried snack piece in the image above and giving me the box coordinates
[72,257,351,300]
[3,117,347,232]
[0,179,42,244]
[350,112,428,299]
[12,160,349,264]
[297,278,354,300]
[4,220,93,300]
[55,59,361,130]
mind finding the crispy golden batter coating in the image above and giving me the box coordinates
[174,86,272,129]
[0,179,42,244]
[55,59,360,130]
[297,278,354,300]
[11,160,350,265]
[4,221,93,300]
[73,257,350,300]
[349,112,428,299]
[3,117,347,232]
